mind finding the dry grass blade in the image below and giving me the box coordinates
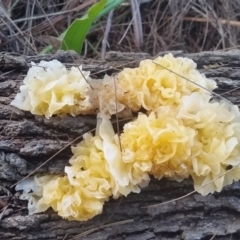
[140,60,240,209]
[118,17,134,45]
[209,234,216,240]
[35,0,92,87]
[69,219,134,239]
[220,46,240,51]
[0,199,7,208]
[71,197,123,239]
[10,129,96,188]
[101,9,114,60]
[0,70,16,78]
[3,0,240,55]
[9,8,91,24]
[144,161,240,209]
[62,234,68,240]
[2,15,35,54]
[0,4,37,54]
[181,17,240,27]
[0,204,9,221]
[11,116,134,189]
[0,185,12,197]
[219,86,240,97]
[31,0,95,35]
[130,0,143,48]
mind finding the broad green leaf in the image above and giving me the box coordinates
[60,0,107,53]
[40,0,124,55]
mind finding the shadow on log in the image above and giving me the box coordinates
[0,50,240,240]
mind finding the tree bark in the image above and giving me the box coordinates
[1,50,240,240]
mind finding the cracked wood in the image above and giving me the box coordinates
[0,50,240,240]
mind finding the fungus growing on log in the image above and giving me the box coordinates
[13,54,240,221]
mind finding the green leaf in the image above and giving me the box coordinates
[60,0,108,53]
[39,0,124,55]
[96,0,124,20]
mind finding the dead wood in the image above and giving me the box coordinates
[0,50,240,240]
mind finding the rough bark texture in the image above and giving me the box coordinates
[1,50,240,240]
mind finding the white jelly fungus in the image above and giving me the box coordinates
[15,54,240,221]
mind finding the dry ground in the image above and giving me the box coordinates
[1,0,240,57]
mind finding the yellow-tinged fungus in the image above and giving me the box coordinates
[11,60,93,118]
[66,114,149,199]
[188,100,240,195]
[117,53,217,112]
[16,114,151,221]
[16,175,58,215]
[16,174,107,221]
[120,108,199,182]
[120,92,240,194]
[14,54,240,222]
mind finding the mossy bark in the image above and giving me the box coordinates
[0,50,240,240]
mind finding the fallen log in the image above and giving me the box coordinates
[0,50,240,240]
